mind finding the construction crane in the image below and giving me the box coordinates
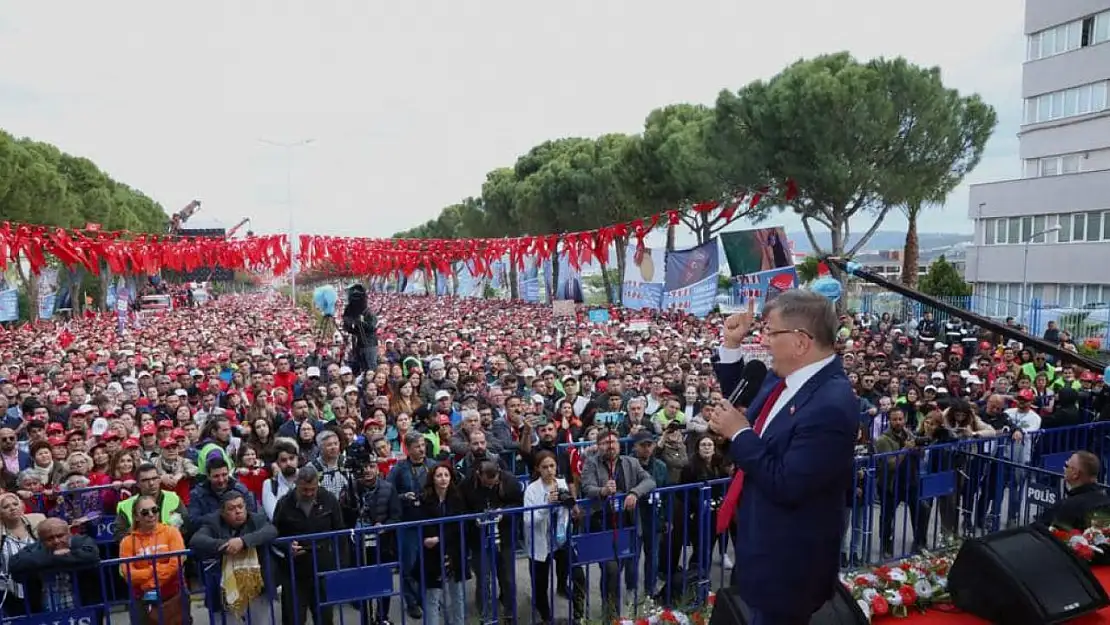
[226,218,252,238]
[168,200,202,234]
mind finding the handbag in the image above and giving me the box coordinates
[221,547,265,614]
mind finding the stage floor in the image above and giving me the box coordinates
[891,565,1110,624]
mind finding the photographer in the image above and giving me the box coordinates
[351,460,400,625]
[386,432,435,620]
[461,459,523,619]
[341,285,378,377]
[873,407,929,558]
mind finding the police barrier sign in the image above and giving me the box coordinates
[6,607,98,625]
[94,515,117,543]
[1026,482,1060,507]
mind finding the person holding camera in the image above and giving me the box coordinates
[523,450,583,625]
[351,460,400,625]
[386,432,435,620]
[460,458,524,619]
[873,407,929,558]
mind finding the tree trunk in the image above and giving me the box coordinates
[666,224,676,252]
[509,263,519,300]
[827,223,848,315]
[16,259,38,323]
[549,248,560,303]
[901,205,920,288]
[614,234,627,306]
[698,213,712,246]
[598,258,615,305]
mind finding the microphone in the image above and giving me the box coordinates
[727,360,768,408]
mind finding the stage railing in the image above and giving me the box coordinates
[5,421,1109,624]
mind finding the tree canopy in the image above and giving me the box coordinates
[919,255,972,297]
[0,130,168,235]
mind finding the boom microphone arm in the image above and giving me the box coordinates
[823,256,1106,371]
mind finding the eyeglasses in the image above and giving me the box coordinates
[137,506,160,517]
[0,437,14,442]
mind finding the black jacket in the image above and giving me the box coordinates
[418,490,470,587]
[10,535,103,615]
[272,488,346,577]
[189,512,280,611]
[1038,483,1110,530]
[353,478,401,526]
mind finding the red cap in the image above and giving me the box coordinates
[1017,388,1034,401]
[172,428,188,439]
[47,436,66,446]
[101,431,120,442]
[140,424,156,436]
[436,414,451,426]
[157,420,174,430]
[158,438,177,449]
[122,437,140,449]
[46,422,65,434]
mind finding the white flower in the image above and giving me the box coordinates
[884,589,904,606]
[935,575,949,590]
[861,588,879,602]
[914,579,935,599]
[887,568,908,583]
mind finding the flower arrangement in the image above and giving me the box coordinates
[614,592,716,625]
[842,552,956,620]
[1050,526,1107,561]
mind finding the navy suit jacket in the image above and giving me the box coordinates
[715,357,857,618]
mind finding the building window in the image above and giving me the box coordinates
[1024,81,1110,124]
[1087,211,1103,241]
[1028,11,1110,61]
[983,219,995,245]
[1059,214,1071,242]
[1033,215,1047,242]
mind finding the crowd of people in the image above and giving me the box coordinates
[0,287,1107,625]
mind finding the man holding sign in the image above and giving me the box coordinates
[709,292,857,625]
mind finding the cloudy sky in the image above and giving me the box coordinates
[0,0,1024,249]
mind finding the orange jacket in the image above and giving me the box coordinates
[118,522,186,596]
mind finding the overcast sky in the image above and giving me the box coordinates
[0,0,1023,249]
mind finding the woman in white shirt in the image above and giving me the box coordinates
[522,450,579,625]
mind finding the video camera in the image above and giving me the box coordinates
[341,284,378,375]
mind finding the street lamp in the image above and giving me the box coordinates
[1021,224,1061,309]
[258,138,315,305]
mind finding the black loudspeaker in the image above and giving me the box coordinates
[709,582,867,625]
[949,524,1109,624]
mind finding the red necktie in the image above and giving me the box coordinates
[715,379,787,534]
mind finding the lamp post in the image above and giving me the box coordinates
[258,138,315,306]
[1021,224,1061,310]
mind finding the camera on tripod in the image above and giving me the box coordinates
[341,284,378,376]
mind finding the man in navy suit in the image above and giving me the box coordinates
[710,291,857,625]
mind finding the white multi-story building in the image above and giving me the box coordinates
[965,0,1110,318]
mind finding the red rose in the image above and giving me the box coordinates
[899,585,918,606]
[899,562,914,571]
[875,566,892,581]
[1076,544,1095,561]
[854,576,872,586]
[660,610,679,623]
[871,594,890,616]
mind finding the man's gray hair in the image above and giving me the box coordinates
[763,290,838,348]
[315,430,339,446]
[460,408,480,422]
[403,431,425,448]
[627,396,646,409]
[295,465,319,485]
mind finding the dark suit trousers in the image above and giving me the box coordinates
[748,608,810,625]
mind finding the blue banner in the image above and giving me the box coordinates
[456,263,483,298]
[621,244,665,311]
[662,239,719,318]
[555,253,584,302]
[435,272,450,296]
[732,266,800,312]
[10,607,100,625]
[517,259,540,303]
[0,290,17,322]
[588,309,610,323]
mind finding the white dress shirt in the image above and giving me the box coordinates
[717,348,837,441]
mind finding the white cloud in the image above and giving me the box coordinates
[0,0,1024,240]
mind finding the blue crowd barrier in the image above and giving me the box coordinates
[5,421,1109,625]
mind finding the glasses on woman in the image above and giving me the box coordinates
[137,506,160,517]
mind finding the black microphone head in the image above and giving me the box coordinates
[734,360,769,408]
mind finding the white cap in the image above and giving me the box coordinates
[174,388,188,397]
[344,385,360,395]
[522,368,536,378]
[90,418,109,437]
[339,366,353,375]
[434,389,452,401]
[306,366,321,378]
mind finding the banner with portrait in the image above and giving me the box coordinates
[621,244,665,311]
[720,226,792,277]
[662,239,719,318]
[732,266,800,313]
